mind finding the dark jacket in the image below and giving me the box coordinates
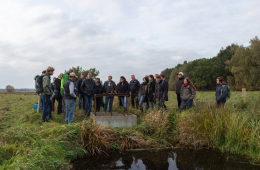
[54,78,61,92]
[129,79,140,93]
[81,78,95,96]
[94,84,103,101]
[103,80,117,94]
[77,78,85,94]
[64,79,76,100]
[51,82,55,91]
[147,80,156,102]
[180,85,196,100]
[162,79,169,101]
[215,82,228,101]
[117,81,130,95]
[139,83,148,101]
[176,77,184,94]
[155,79,167,99]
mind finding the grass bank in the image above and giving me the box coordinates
[0,91,260,169]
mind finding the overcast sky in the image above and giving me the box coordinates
[0,0,259,88]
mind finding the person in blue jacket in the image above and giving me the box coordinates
[215,76,228,107]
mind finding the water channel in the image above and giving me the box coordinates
[72,149,259,170]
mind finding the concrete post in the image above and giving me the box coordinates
[242,88,246,100]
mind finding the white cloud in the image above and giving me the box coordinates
[0,0,259,88]
[172,56,183,61]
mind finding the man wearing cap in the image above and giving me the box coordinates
[64,73,77,124]
[176,72,184,108]
[160,74,169,110]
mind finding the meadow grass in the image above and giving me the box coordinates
[0,91,260,169]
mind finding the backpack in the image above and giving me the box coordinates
[221,85,231,100]
[34,75,44,94]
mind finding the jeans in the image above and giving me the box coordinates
[131,92,139,108]
[156,98,165,110]
[120,96,127,108]
[42,95,52,122]
[78,94,85,109]
[180,99,193,110]
[65,99,75,124]
[104,96,114,112]
[84,95,93,116]
[139,95,147,110]
[40,95,43,111]
[55,94,62,114]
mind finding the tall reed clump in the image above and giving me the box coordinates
[175,101,260,162]
[134,111,172,146]
[80,120,118,155]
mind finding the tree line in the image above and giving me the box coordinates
[161,36,260,91]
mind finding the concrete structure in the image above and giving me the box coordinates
[91,112,137,128]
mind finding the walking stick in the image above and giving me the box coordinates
[37,95,40,113]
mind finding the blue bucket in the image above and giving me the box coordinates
[34,104,38,111]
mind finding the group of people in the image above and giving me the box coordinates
[39,67,229,124]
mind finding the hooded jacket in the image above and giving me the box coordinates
[60,73,69,95]
[42,74,53,95]
[155,79,167,99]
[81,78,95,96]
[215,82,228,101]
[146,79,156,102]
[180,85,196,100]
[176,77,184,94]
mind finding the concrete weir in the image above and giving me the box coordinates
[91,112,137,128]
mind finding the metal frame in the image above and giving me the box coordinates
[94,93,129,116]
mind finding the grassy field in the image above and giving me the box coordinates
[0,91,260,169]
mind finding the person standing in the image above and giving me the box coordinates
[103,76,117,112]
[64,73,77,124]
[130,75,140,108]
[81,73,95,116]
[61,69,74,112]
[180,77,196,110]
[94,80,103,112]
[42,66,55,122]
[154,75,167,110]
[160,74,169,110]
[146,75,156,109]
[54,73,63,115]
[215,76,228,107]
[77,73,86,110]
[139,77,149,112]
[176,72,184,109]
[51,77,56,111]
[117,76,130,112]
[40,70,46,111]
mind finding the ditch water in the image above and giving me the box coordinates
[72,149,259,170]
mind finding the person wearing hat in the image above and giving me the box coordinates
[160,73,169,110]
[64,73,77,124]
[176,72,184,108]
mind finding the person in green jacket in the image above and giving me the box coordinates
[60,69,74,113]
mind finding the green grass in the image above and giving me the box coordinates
[0,91,260,169]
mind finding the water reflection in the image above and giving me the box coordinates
[73,149,259,170]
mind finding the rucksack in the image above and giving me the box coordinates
[221,85,231,100]
[34,75,44,94]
